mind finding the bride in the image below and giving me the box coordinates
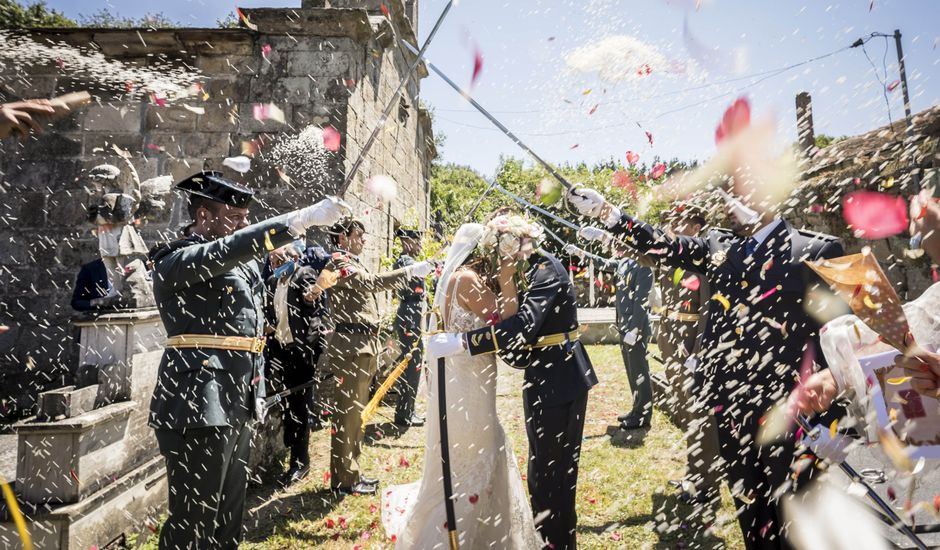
[381,222,544,549]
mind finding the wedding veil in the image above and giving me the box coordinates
[428,223,484,332]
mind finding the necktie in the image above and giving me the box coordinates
[744,237,758,257]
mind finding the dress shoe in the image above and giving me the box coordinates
[333,481,378,495]
[619,415,650,430]
[359,476,379,486]
[278,463,310,488]
[395,414,425,427]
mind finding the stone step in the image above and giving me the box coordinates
[35,385,100,421]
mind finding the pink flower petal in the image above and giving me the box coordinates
[842,190,908,239]
[680,275,700,291]
[645,130,654,146]
[650,163,667,179]
[887,79,901,92]
[626,150,640,166]
[322,125,341,152]
[471,47,484,87]
[715,97,750,145]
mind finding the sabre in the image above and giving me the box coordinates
[492,182,581,232]
[796,416,929,550]
[401,39,575,191]
[340,0,456,194]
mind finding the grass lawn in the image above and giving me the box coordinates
[147,345,747,549]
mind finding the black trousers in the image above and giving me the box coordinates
[268,339,320,465]
[524,391,589,550]
[155,422,252,550]
[715,390,805,550]
[393,324,423,423]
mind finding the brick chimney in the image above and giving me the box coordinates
[795,91,816,155]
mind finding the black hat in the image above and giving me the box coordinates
[327,218,365,237]
[395,228,422,240]
[176,171,254,208]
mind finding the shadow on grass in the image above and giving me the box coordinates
[363,421,425,450]
[577,490,727,549]
[242,468,366,545]
[604,424,651,448]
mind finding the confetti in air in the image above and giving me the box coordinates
[0,32,202,101]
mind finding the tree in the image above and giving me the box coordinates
[78,9,178,28]
[0,0,75,28]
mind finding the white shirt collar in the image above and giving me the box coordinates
[751,218,784,248]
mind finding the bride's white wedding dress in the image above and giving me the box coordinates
[381,281,543,549]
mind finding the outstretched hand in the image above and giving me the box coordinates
[0,99,55,139]
[895,350,940,398]
[794,370,839,416]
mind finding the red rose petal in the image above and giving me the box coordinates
[322,125,342,152]
[842,190,908,239]
[715,97,750,145]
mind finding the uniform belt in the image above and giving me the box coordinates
[335,322,379,335]
[531,330,580,349]
[654,307,701,323]
[166,334,266,354]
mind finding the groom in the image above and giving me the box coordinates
[428,236,598,550]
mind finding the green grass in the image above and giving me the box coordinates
[141,345,746,549]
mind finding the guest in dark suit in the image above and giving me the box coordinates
[392,228,427,427]
[564,242,654,429]
[428,245,598,550]
[568,186,842,550]
[264,242,327,487]
[70,258,117,312]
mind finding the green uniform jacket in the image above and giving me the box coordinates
[148,217,295,429]
[318,252,412,357]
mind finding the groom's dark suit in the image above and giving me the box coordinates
[465,251,598,550]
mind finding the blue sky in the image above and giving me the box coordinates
[46,1,940,177]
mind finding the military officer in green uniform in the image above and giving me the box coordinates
[313,219,433,495]
[148,171,349,549]
[392,228,427,427]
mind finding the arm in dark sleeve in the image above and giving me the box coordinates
[465,262,559,356]
[578,250,619,274]
[609,213,712,274]
[152,216,295,293]
[808,238,845,371]
[71,264,103,312]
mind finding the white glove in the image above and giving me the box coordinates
[90,285,120,307]
[408,260,434,278]
[578,226,612,246]
[563,243,585,259]
[425,332,467,361]
[567,187,622,227]
[622,329,639,347]
[287,196,352,235]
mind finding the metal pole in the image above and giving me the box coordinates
[893,29,921,192]
[796,417,928,550]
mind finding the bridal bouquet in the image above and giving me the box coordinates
[479,214,543,259]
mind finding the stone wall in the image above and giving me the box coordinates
[0,1,435,424]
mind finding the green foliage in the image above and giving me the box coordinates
[216,11,240,29]
[78,9,178,28]
[0,0,75,28]
[430,156,696,254]
[814,134,847,149]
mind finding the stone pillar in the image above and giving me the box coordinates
[796,91,816,155]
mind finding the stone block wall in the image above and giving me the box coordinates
[0,2,435,423]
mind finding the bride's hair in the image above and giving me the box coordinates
[459,249,500,293]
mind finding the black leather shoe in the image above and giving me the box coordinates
[359,476,379,486]
[619,416,650,430]
[278,463,310,488]
[333,481,378,495]
[395,414,426,427]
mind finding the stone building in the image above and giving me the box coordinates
[0,0,437,424]
[784,103,940,300]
